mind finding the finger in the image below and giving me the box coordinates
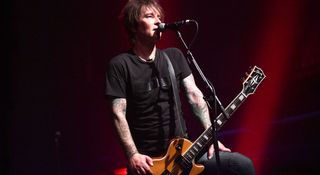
[219,142,231,152]
[139,167,146,175]
[146,156,154,166]
[143,162,152,174]
[145,156,153,174]
[207,145,214,159]
[221,147,231,152]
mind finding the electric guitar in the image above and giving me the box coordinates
[150,66,266,175]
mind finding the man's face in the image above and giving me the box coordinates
[135,6,162,44]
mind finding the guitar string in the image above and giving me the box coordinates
[161,68,265,174]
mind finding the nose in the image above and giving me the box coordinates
[155,16,162,24]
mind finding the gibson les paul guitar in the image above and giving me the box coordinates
[150,66,266,175]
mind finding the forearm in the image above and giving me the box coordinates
[183,75,211,129]
[114,115,138,158]
[188,89,211,129]
[111,98,138,159]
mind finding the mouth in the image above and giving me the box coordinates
[153,28,161,35]
[154,27,160,32]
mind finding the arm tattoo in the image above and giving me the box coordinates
[111,98,138,158]
[182,74,211,129]
[112,98,127,116]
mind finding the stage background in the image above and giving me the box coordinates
[3,0,320,174]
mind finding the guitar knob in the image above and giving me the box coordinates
[175,144,182,151]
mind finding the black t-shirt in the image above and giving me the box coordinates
[106,48,192,156]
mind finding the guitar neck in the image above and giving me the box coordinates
[215,92,247,131]
[182,91,248,161]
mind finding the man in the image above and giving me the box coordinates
[106,0,255,174]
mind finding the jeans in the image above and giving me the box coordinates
[197,151,256,175]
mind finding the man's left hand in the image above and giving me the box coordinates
[207,141,231,159]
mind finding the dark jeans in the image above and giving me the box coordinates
[197,151,256,175]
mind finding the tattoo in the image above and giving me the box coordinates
[111,98,138,158]
[182,74,211,129]
[112,98,127,115]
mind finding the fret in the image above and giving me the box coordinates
[186,153,192,160]
[214,93,248,131]
[193,146,198,152]
[177,154,191,167]
[196,142,202,147]
[186,145,199,160]
[201,141,207,147]
[189,149,195,156]
[183,157,191,164]
[179,156,191,169]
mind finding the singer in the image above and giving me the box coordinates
[106,0,255,174]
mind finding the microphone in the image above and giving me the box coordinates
[157,19,193,32]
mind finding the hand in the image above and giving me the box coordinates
[207,141,231,159]
[128,153,154,175]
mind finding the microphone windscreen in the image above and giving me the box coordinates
[157,23,166,32]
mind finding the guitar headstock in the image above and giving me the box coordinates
[242,66,266,96]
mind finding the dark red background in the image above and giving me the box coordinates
[3,0,320,174]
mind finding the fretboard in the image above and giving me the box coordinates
[181,92,248,163]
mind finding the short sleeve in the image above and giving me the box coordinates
[105,57,127,98]
[164,48,192,80]
[175,48,191,79]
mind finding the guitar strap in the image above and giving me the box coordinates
[162,52,187,137]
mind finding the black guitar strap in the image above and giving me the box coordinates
[162,52,187,137]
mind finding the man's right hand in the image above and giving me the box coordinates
[128,153,154,175]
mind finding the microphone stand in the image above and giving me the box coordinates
[175,30,229,175]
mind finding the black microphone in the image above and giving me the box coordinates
[157,19,193,32]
